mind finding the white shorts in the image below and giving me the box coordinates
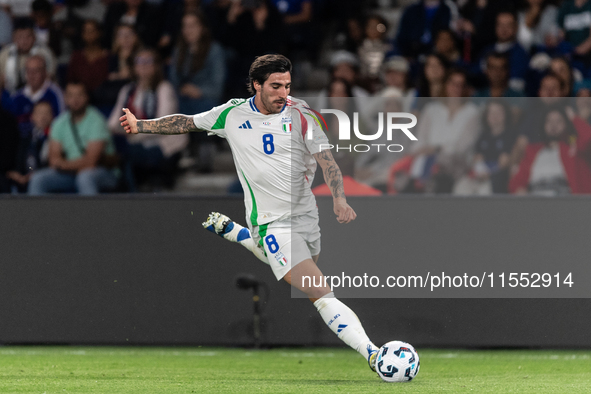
[252,210,321,280]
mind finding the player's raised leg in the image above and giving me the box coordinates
[285,259,379,371]
[202,212,267,262]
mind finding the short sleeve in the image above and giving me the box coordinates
[192,99,244,138]
[303,111,330,154]
[87,110,111,142]
[292,100,330,154]
[49,115,67,143]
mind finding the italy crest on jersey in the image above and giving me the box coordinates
[281,117,292,133]
[274,252,288,266]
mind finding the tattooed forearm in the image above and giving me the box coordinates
[137,115,197,134]
[314,150,346,199]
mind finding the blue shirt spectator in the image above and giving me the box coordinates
[1,87,14,113]
[394,0,457,59]
[11,55,64,139]
[473,52,524,98]
[477,12,530,93]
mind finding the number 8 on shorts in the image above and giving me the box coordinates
[265,234,279,254]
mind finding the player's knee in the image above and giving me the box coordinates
[305,285,331,300]
[282,271,292,285]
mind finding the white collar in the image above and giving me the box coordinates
[23,79,51,102]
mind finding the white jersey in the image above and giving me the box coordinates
[193,96,330,228]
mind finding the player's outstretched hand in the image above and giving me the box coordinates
[119,108,138,134]
[334,198,356,224]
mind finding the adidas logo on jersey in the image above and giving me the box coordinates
[239,120,253,129]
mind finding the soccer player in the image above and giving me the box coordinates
[119,54,380,372]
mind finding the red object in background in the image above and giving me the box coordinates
[387,155,414,194]
[312,175,382,196]
[509,117,591,194]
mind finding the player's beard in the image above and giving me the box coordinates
[261,92,286,114]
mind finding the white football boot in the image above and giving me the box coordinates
[202,212,249,242]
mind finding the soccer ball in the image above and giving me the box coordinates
[375,340,420,382]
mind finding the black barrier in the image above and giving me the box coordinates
[0,195,590,348]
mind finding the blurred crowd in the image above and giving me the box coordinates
[1,0,591,196]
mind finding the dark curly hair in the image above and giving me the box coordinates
[247,54,292,95]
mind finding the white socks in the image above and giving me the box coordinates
[314,292,377,359]
[225,220,377,360]
[237,235,267,263]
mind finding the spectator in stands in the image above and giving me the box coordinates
[473,52,523,98]
[478,12,529,93]
[331,13,364,55]
[107,24,140,84]
[537,72,567,100]
[457,0,515,62]
[408,69,480,193]
[329,51,369,98]
[31,0,65,71]
[216,0,283,97]
[169,11,224,174]
[517,0,559,53]
[434,28,462,66]
[170,11,225,116]
[28,81,119,195]
[0,104,19,193]
[314,51,370,126]
[0,7,13,48]
[510,106,591,195]
[394,0,457,60]
[549,56,575,97]
[510,72,566,169]
[159,0,200,57]
[574,79,591,97]
[558,0,591,61]
[0,17,56,94]
[377,56,416,112]
[108,48,185,189]
[270,0,316,59]
[356,87,407,191]
[67,20,110,100]
[12,55,64,138]
[416,53,448,98]
[7,100,53,192]
[95,24,140,111]
[574,83,591,123]
[31,0,53,47]
[102,0,161,49]
[454,99,516,195]
[357,14,392,93]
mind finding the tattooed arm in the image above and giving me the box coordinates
[119,108,198,135]
[313,149,357,224]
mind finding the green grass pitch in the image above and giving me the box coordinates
[1,347,590,393]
